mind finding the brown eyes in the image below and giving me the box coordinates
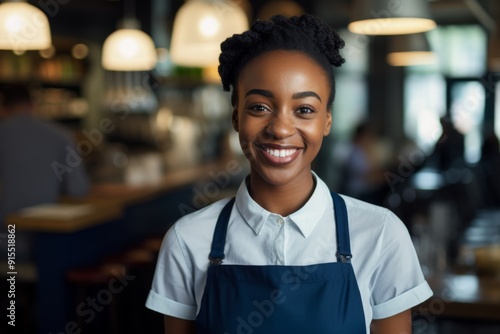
[247,104,316,115]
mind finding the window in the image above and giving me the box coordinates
[428,25,487,77]
[404,25,488,155]
[404,74,446,151]
[450,81,485,163]
[332,29,368,140]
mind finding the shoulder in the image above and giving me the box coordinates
[339,194,407,242]
[37,118,74,142]
[341,194,392,222]
[2,116,73,142]
[159,197,234,268]
[172,197,234,242]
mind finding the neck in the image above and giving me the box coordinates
[248,169,315,216]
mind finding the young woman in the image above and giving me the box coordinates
[146,15,432,334]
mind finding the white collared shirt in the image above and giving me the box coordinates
[146,173,432,331]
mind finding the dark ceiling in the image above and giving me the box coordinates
[24,0,500,44]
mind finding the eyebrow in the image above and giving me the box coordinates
[244,89,322,102]
[244,89,273,99]
[292,91,322,102]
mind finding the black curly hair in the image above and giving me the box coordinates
[218,14,345,109]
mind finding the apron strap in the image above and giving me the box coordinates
[331,192,353,263]
[208,198,235,265]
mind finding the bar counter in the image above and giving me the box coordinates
[417,273,500,322]
[6,159,230,233]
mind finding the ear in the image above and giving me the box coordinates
[232,108,239,132]
[323,112,332,136]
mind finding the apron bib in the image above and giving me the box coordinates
[196,192,366,334]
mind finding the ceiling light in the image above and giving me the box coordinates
[170,0,248,67]
[102,18,157,71]
[0,0,51,50]
[349,0,436,35]
[387,33,436,66]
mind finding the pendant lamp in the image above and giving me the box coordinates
[0,0,51,51]
[387,33,436,66]
[170,0,248,67]
[102,0,157,71]
[348,0,436,35]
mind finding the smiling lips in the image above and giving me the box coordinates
[259,144,302,164]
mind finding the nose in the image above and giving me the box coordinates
[265,112,294,139]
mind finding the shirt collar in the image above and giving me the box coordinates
[234,171,331,238]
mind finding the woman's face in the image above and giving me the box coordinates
[234,50,332,187]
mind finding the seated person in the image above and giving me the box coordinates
[0,84,89,261]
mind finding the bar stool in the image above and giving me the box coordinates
[102,247,157,333]
[66,263,126,333]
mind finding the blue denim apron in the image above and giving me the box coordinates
[196,192,366,333]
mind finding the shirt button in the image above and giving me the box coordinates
[277,218,284,224]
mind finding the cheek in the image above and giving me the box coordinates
[302,122,327,149]
[238,123,255,152]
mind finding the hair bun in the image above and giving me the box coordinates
[218,14,345,105]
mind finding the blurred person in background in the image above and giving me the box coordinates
[430,117,465,171]
[478,131,500,207]
[0,84,89,262]
[342,121,388,205]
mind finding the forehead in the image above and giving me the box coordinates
[237,50,329,92]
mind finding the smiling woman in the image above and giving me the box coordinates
[146,14,432,334]
[234,50,332,212]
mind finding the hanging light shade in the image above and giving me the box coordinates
[348,0,436,35]
[170,0,249,67]
[102,18,157,71]
[387,33,436,66]
[0,0,51,50]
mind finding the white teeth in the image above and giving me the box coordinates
[265,147,297,157]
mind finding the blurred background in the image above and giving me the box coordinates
[0,0,499,333]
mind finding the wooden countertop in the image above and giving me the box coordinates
[417,273,500,321]
[5,202,123,233]
[6,160,230,233]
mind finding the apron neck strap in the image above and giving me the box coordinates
[209,198,235,265]
[209,193,353,265]
[331,192,353,263]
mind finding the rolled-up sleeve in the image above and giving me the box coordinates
[370,212,433,319]
[145,224,198,320]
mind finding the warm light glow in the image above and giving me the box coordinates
[5,14,23,33]
[118,36,140,58]
[387,51,436,66]
[348,18,436,35]
[0,2,51,50]
[102,28,157,71]
[199,15,220,37]
[39,45,56,59]
[170,0,248,67]
[202,65,221,84]
[72,43,89,59]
